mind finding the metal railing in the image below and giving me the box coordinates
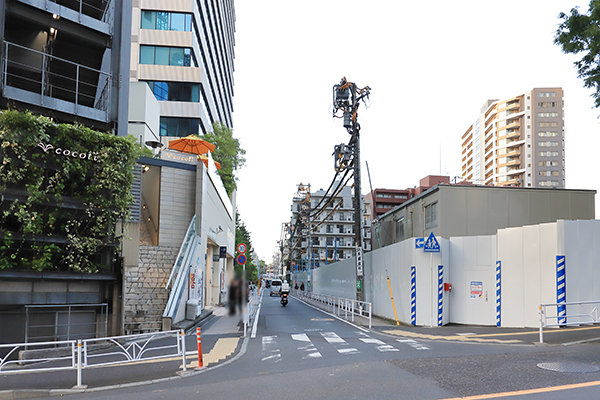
[0,330,187,387]
[338,297,372,329]
[2,41,112,117]
[539,300,600,343]
[244,287,260,336]
[293,290,372,329]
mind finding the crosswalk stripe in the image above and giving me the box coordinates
[337,348,359,354]
[292,333,322,358]
[291,333,310,342]
[321,332,346,343]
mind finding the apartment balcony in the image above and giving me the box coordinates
[18,0,114,35]
[497,159,521,168]
[2,41,110,123]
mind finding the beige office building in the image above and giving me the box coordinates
[130,1,235,139]
[461,88,565,188]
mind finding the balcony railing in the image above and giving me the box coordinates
[2,41,111,120]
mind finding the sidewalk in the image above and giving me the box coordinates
[0,305,247,399]
[352,312,600,346]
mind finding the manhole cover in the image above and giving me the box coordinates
[537,361,599,373]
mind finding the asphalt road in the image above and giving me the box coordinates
[11,294,600,399]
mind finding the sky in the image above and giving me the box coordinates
[231,1,600,262]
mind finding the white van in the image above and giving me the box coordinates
[269,279,282,296]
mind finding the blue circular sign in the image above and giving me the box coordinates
[237,254,246,265]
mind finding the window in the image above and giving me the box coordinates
[394,194,408,199]
[326,225,333,234]
[539,151,559,157]
[539,181,559,187]
[159,117,200,137]
[395,217,405,241]
[146,81,200,102]
[538,102,558,108]
[538,161,559,166]
[538,131,558,137]
[140,46,193,67]
[425,202,438,229]
[326,237,333,246]
[141,11,192,32]
[538,92,558,97]
[538,141,558,147]
[539,122,558,127]
[338,238,345,246]
[538,112,558,117]
[336,225,344,233]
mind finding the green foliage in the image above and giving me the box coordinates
[0,110,142,272]
[555,0,600,108]
[203,122,246,197]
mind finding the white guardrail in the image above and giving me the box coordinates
[0,330,187,387]
[293,290,372,329]
[539,300,600,343]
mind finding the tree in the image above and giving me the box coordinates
[203,122,246,197]
[555,1,600,108]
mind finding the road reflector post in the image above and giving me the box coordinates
[196,327,203,368]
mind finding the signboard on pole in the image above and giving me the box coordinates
[356,246,363,276]
[423,232,440,253]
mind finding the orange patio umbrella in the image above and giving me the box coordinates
[168,135,216,155]
[199,154,222,169]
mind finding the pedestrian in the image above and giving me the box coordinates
[300,282,305,291]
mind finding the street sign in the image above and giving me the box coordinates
[415,238,424,249]
[219,246,227,258]
[423,232,440,253]
[237,243,246,253]
[356,280,362,290]
[356,246,363,276]
[236,254,246,265]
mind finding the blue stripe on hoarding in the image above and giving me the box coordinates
[411,266,416,325]
[556,255,566,325]
[496,261,501,327]
[437,265,443,326]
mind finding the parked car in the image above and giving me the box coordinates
[269,279,282,296]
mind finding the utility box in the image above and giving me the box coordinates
[186,299,199,320]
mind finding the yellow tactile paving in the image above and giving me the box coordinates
[382,330,523,344]
[183,337,240,369]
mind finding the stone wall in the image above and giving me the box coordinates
[123,245,177,333]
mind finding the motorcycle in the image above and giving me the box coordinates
[280,292,288,307]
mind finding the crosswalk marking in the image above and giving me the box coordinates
[292,333,322,358]
[321,332,346,344]
[337,348,360,354]
[359,338,400,352]
[262,335,282,362]
[397,338,430,350]
[260,332,430,363]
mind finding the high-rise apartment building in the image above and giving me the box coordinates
[461,88,565,188]
[130,0,235,139]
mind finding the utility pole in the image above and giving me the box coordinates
[332,77,370,302]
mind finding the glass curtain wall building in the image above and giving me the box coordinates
[130,0,235,139]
